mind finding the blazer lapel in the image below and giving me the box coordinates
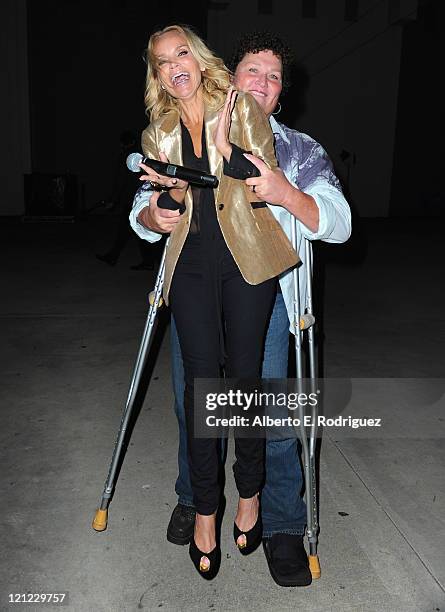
[204,110,222,176]
[158,107,223,174]
[204,108,224,203]
[157,108,224,203]
[158,112,183,166]
[156,110,194,216]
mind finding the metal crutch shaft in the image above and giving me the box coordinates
[92,241,168,532]
[291,219,320,578]
[303,237,320,577]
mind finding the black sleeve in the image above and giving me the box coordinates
[157,190,186,214]
[223,143,261,180]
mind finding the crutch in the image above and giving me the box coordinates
[290,220,321,579]
[92,240,168,532]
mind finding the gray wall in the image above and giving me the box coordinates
[0,0,31,215]
[3,0,207,216]
[2,0,441,218]
[207,0,418,217]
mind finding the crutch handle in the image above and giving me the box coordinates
[149,291,164,308]
[298,313,315,330]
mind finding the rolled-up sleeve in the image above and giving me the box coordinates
[129,122,163,243]
[129,183,162,243]
[302,180,351,243]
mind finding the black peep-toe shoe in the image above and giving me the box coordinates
[189,537,221,580]
[233,499,262,556]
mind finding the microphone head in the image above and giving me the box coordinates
[126,152,143,172]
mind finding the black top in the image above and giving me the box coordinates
[179,121,226,361]
[180,120,222,239]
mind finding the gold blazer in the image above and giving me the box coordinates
[141,91,299,303]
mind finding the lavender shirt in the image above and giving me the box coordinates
[267,116,351,330]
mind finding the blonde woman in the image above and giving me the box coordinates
[135,24,298,579]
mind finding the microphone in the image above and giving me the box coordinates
[126,153,218,188]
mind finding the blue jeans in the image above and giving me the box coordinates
[171,291,306,536]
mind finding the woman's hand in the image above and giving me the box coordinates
[213,86,237,162]
[139,152,188,203]
[243,153,294,205]
[244,153,320,232]
[137,190,181,234]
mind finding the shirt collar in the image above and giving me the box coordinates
[269,115,290,144]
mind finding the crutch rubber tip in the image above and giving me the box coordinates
[148,291,163,308]
[308,554,321,579]
[92,509,108,532]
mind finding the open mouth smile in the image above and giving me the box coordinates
[171,72,190,86]
[250,89,267,97]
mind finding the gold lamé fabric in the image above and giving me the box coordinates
[141,91,299,304]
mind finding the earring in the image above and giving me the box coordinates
[272,102,282,115]
[161,84,165,90]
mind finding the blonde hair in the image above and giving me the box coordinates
[144,24,231,121]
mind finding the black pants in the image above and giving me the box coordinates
[170,235,276,515]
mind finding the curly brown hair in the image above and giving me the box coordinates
[228,31,294,93]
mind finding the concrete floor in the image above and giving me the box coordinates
[1,217,444,612]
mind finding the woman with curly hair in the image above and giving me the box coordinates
[135,25,298,579]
